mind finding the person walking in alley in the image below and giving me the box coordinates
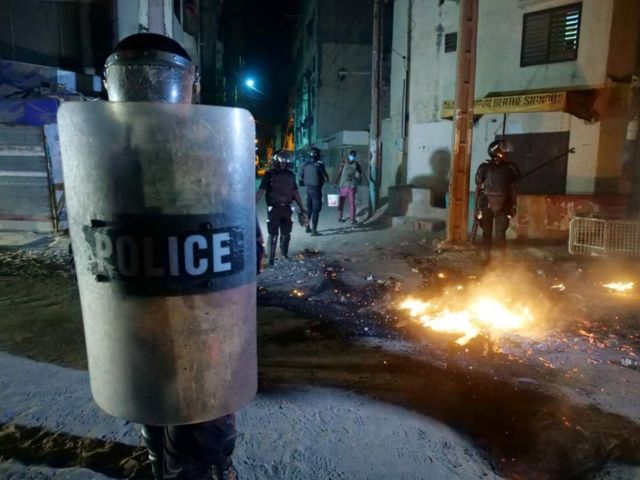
[256,150,307,266]
[334,150,363,224]
[474,140,521,262]
[300,147,329,236]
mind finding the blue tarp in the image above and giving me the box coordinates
[0,98,59,126]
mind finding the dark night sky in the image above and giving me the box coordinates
[221,0,300,132]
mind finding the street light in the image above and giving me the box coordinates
[243,77,266,97]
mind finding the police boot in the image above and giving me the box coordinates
[268,235,278,266]
[141,425,165,480]
[280,234,291,259]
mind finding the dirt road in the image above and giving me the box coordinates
[1,228,640,479]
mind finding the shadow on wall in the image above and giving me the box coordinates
[409,148,451,208]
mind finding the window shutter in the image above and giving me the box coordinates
[548,5,581,62]
[445,32,457,53]
[521,2,581,67]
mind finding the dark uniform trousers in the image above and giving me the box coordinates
[267,204,293,236]
[480,195,510,249]
[305,185,323,229]
[143,415,236,480]
[164,415,236,478]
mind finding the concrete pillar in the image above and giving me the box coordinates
[147,0,166,35]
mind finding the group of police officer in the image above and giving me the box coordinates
[59,32,521,480]
[255,145,334,267]
[257,137,521,267]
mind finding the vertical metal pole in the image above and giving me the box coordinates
[369,0,383,214]
[447,0,479,243]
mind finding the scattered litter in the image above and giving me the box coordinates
[620,357,639,370]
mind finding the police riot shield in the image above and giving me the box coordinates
[58,102,257,425]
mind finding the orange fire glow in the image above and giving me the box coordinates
[603,282,634,293]
[399,296,535,346]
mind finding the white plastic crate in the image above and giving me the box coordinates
[569,217,640,256]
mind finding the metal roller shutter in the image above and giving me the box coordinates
[0,124,54,232]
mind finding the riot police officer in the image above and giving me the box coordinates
[100,33,242,480]
[475,140,521,256]
[256,150,306,266]
[300,147,329,236]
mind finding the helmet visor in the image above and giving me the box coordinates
[104,50,196,104]
[105,64,195,103]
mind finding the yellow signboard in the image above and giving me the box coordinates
[441,92,567,118]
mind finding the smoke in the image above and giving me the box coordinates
[470,261,555,339]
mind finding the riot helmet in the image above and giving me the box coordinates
[104,33,199,104]
[271,150,287,170]
[309,147,320,161]
[285,158,294,170]
[488,140,512,163]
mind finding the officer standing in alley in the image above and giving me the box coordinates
[256,150,307,266]
[475,140,521,261]
[300,147,329,236]
[59,33,258,480]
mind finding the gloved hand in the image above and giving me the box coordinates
[297,209,309,227]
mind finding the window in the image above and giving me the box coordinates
[444,32,457,53]
[521,2,581,67]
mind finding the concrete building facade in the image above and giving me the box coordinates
[385,0,640,237]
[291,0,374,178]
[0,0,225,233]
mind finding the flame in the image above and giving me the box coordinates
[551,283,566,291]
[399,296,534,346]
[603,282,634,293]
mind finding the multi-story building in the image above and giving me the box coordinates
[291,0,374,178]
[0,0,225,233]
[385,0,640,238]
